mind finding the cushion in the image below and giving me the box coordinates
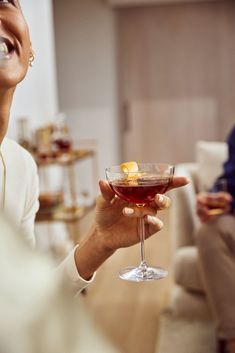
[174,246,205,293]
[170,286,211,320]
[195,141,228,192]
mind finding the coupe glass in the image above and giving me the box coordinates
[105,163,174,282]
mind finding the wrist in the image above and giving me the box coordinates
[94,226,117,256]
[74,225,115,280]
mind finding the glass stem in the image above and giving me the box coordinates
[138,216,148,272]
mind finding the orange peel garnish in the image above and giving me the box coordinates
[120,161,141,183]
[120,161,138,174]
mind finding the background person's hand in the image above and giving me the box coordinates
[196,191,233,223]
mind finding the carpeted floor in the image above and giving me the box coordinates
[156,309,217,353]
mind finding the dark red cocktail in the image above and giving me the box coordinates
[110,177,170,204]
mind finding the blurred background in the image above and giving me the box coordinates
[10,0,235,171]
[7,0,235,352]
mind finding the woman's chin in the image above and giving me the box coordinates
[0,67,28,89]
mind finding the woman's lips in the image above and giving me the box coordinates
[0,37,15,59]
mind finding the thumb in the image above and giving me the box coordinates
[168,176,189,191]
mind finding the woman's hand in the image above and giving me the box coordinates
[94,176,189,252]
[74,176,189,280]
[196,191,233,223]
[94,180,169,252]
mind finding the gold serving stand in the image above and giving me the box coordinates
[35,148,98,245]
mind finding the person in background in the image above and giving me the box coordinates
[0,0,188,294]
[196,126,235,353]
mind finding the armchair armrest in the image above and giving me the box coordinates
[169,163,200,251]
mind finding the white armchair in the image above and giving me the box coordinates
[169,141,228,319]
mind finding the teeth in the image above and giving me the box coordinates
[0,42,8,56]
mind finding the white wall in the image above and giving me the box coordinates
[53,0,120,180]
[8,0,58,137]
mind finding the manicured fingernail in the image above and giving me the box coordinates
[156,195,164,203]
[147,215,156,223]
[147,216,163,228]
[124,207,134,215]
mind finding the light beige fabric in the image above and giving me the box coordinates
[174,246,204,293]
[195,140,227,192]
[1,137,39,247]
[170,286,211,320]
[196,215,235,340]
[0,214,119,353]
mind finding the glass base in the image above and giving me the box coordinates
[119,265,168,282]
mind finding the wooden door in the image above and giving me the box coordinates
[123,99,218,164]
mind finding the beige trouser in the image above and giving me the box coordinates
[196,214,235,340]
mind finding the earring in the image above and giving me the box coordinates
[29,51,35,67]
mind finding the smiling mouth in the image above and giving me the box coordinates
[0,37,15,59]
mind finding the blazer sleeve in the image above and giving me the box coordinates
[19,154,39,247]
[212,126,235,211]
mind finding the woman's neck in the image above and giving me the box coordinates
[0,88,15,145]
